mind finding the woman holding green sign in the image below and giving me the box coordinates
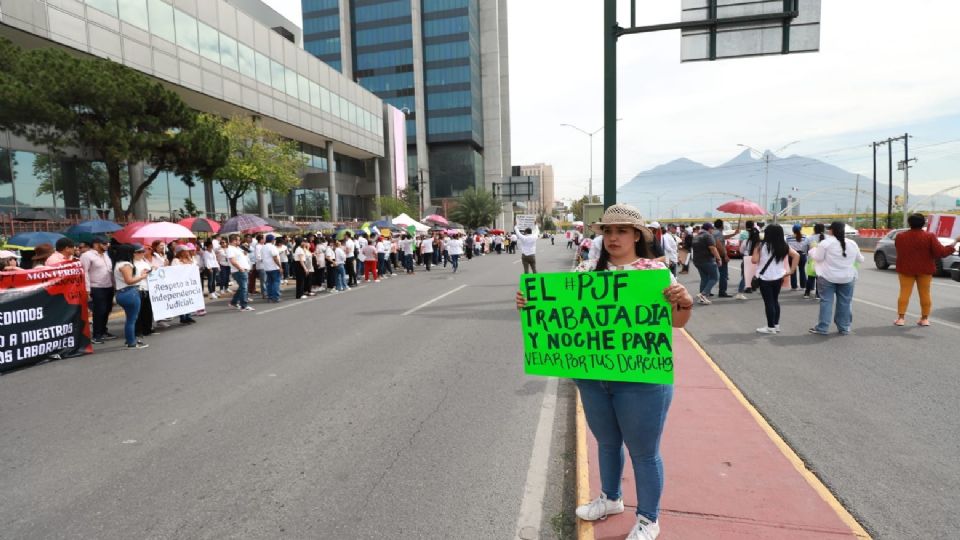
[516,204,693,540]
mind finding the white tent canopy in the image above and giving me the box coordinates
[391,213,430,232]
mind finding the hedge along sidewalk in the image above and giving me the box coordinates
[576,328,871,540]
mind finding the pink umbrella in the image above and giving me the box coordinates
[131,222,196,243]
[717,200,765,215]
[245,224,274,234]
[423,214,449,226]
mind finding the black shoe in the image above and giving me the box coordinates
[718,293,733,298]
[91,337,104,345]
[102,333,119,341]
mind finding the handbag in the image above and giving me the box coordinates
[751,251,777,290]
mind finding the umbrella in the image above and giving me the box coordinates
[4,231,66,249]
[717,200,765,215]
[490,229,505,235]
[475,227,489,234]
[245,224,274,234]
[335,228,355,240]
[14,210,58,221]
[221,214,269,233]
[178,217,221,234]
[423,214,449,226]
[306,221,335,231]
[65,219,122,236]
[277,220,300,232]
[112,221,149,244]
[131,222,195,243]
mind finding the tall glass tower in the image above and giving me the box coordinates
[302,0,510,209]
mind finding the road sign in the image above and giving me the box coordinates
[955,198,959,207]
[680,0,821,62]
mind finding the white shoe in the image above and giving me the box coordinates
[209,293,218,299]
[756,326,777,334]
[575,494,624,521]
[626,516,660,540]
[774,324,781,333]
[696,293,711,305]
[734,293,747,300]
[374,279,381,283]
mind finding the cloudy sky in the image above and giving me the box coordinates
[267,1,960,204]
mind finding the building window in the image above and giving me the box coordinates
[355,24,412,47]
[219,33,239,72]
[147,0,175,43]
[309,81,321,109]
[255,51,271,84]
[303,0,339,11]
[284,67,299,99]
[298,74,310,103]
[354,1,409,23]
[198,21,220,62]
[270,59,285,92]
[87,0,118,17]
[174,9,199,54]
[118,0,149,30]
[320,87,332,112]
[238,43,256,78]
[304,15,340,34]
[423,17,469,38]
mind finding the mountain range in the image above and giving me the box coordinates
[617,149,957,219]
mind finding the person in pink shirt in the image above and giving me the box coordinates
[80,236,117,343]
[44,238,76,266]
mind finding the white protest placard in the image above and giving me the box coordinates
[927,214,960,239]
[147,265,205,319]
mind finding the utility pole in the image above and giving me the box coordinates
[872,134,907,229]
[872,142,877,229]
[853,174,859,227]
[603,0,617,209]
[898,142,917,227]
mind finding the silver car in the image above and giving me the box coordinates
[874,228,960,277]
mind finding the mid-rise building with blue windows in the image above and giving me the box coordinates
[302,0,511,213]
[1,0,406,222]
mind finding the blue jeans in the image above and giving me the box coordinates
[114,287,141,346]
[231,271,249,308]
[815,279,855,334]
[206,267,219,295]
[575,380,673,522]
[265,269,281,301]
[218,265,231,291]
[451,254,460,272]
[737,259,746,293]
[335,265,347,290]
[258,268,267,297]
[694,261,719,295]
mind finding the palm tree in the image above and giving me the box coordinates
[449,187,500,229]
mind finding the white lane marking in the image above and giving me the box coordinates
[513,377,559,540]
[853,297,960,330]
[401,285,467,316]
[512,259,522,264]
[255,293,329,315]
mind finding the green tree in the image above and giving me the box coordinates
[0,39,198,219]
[570,195,601,221]
[126,113,229,216]
[541,215,556,231]
[214,116,306,217]
[33,155,120,212]
[449,187,500,229]
[398,186,421,220]
[376,195,412,218]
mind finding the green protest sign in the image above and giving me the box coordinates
[518,269,674,384]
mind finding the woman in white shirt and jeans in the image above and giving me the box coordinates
[808,221,863,335]
[751,224,800,334]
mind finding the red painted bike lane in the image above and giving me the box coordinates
[577,329,871,540]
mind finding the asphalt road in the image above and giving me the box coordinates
[0,243,578,540]
[681,255,960,540]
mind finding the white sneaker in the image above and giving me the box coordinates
[626,516,660,540]
[575,494,624,521]
[374,279,381,283]
[774,324,781,333]
[696,293,712,305]
[756,326,777,334]
[734,293,747,300]
[209,293,218,299]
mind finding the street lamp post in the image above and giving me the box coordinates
[561,119,622,199]
[736,141,799,223]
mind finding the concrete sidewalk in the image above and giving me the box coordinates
[576,329,871,540]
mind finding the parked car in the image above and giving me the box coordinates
[874,228,960,277]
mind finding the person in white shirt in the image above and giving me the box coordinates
[277,237,290,282]
[515,227,538,274]
[132,244,155,341]
[253,235,266,299]
[201,240,220,299]
[293,238,310,299]
[588,235,604,261]
[334,241,348,291]
[751,224,800,334]
[447,234,464,273]
[259,234,281,302]
[400,235,414,274]
[419,234,434,271]
[808,221,864,336]
[214,237,231,293]
[344,234,357,287]
[376,237,390,276]
[226,234,253,311]
[356,233,369,278]
[509,232,518,254]
[660,225,679,275]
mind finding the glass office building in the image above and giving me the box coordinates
[302,0,510,204]
[0,0,396,221]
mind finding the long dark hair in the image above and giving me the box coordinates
[596,230,655,271]
[746,227,761,254]
[760,224,788,262]
[813,223,825,242]
[829,221,848,257]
